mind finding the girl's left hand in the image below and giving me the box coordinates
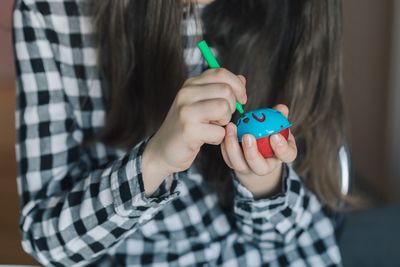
[220,104,298,198]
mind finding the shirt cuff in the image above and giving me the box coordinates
[232,164,288,201]
[110,137,181,217]
[233,164,309,238]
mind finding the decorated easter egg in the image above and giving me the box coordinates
[236,108,292,158]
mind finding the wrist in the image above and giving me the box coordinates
[141,137,173,196]
[236,164,283,199]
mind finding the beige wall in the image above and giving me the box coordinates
[387,1,400,195]
[0,0,14,81]
[342,0,394,199]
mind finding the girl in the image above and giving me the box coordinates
[13,0,348,266]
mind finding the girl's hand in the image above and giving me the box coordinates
[220,104,298,198]
[142,68,247,195]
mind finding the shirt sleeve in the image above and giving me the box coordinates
[13,1,181,266]
[226,164,342,265]
[232,164,305,247]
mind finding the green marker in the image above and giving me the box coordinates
[197,40,245,115]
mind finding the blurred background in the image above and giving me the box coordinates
[0,0,399,266]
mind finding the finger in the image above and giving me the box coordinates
[241,134,279,176]
[186,123,226,148]
[200,123,226,145]
[177,83,237,113]
[190,68,247,104]
[286,130,298,155]
[272,104,289,118]
[220,141,234,168]
[237,75,246,86]
[224,123,250,174]
[270,132,297,163]
[181,98,232,126]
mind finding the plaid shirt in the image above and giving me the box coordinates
[13,0,342,266]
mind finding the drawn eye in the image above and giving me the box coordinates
[251,113,266,122]
[243,117,250,123]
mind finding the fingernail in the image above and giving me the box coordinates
[244,135,253,147]
[271,134,282,145]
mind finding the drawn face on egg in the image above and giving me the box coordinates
[236,108,292,141]
[235,108,292,158]
[237,111,266,126]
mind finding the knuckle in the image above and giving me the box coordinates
[178,105,190,121]
[220,84,234,100]
[203,68,213,75]
[187,142,200,154]
[216,67,228,76]
[223,113,232,125]
[220,83,232,95]
[219,106,232,124]
[219,100,231,113]
[208,67,228,78]
[176,88,188,104]
[217,127,226,140]
[203,68,220,77]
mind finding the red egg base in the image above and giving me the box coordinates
[256,128,290,158]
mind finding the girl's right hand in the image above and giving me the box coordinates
[142,68,247,195]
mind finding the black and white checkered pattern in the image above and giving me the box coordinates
[13,0,342,266]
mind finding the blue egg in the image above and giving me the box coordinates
[236,108,292,141]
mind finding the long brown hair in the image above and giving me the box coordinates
[92,0,347,210]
